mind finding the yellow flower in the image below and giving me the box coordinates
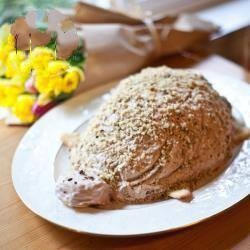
[0,80,8,106]
[12,94,36,123]
[67,66,85,81]
[6,34,14,51]
[0,79,23,107]
[35,73,52,94]
[29,47,55,72]
[20,59,33,81]
[10,75,26,89]
[62,69,81,94]
[47,60,69,78]
[0,48,7,76]
[0,24,15,76]
[49,76,64,96]
[5,50,26,78]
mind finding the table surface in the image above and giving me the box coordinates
[0,54,249,250]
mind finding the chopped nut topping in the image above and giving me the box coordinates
[65,66,236,203]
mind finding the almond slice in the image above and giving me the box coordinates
[233,127,250,145]
[169,189,193,202]
[61,133,79,148]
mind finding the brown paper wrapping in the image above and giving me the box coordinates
[74,2,218,92]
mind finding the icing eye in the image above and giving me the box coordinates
[79,170,84,175]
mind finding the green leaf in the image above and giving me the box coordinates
[67,45,86,67]
[45,33,57,50]
[55,92,73,102]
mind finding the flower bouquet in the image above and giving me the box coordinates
[0,23,85,125]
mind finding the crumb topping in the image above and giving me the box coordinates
[68,66,234,202]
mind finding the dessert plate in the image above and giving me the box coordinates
[12,71,250,236]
